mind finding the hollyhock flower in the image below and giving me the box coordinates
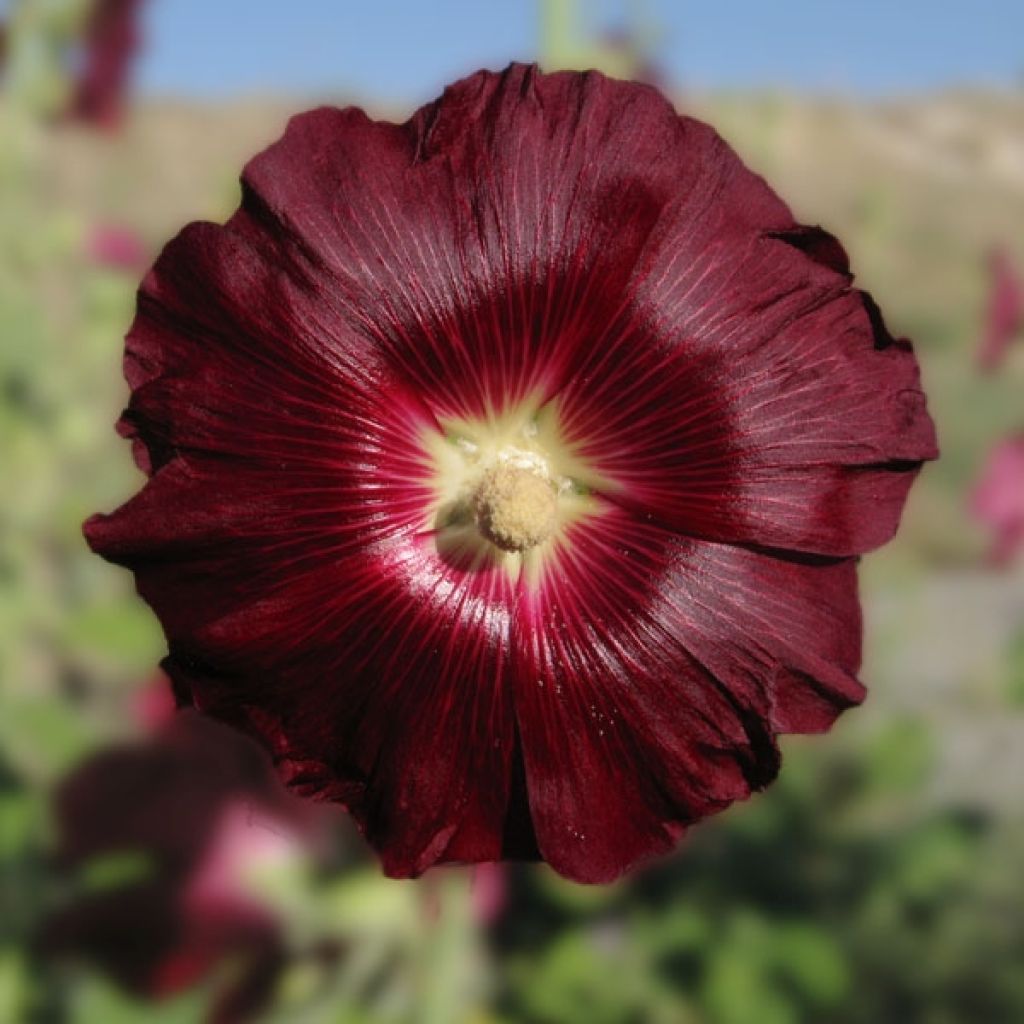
[976,246,1023,372]
[68,0,143,130]
[85,65,937,883]
[970,435,1024,566]
[85,223,149,272]
[42,710,321,1021]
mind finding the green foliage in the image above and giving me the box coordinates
[494,748,1024,1024]
[66,977,207,1024]
[1003,628,1024,706]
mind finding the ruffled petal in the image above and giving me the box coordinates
[235,66,708,422]
[90,459,519,875]
[555,217,938,556]
[513,506,863,882]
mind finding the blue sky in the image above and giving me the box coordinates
[135,1,1022,103]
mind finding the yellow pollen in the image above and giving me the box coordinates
[474,464,558,552]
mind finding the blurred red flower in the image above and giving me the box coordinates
[970,435,1024,566]
[977,246,1024,372]
[69,0,143,129]
[86,65,936,882]
[42,711,324,1021]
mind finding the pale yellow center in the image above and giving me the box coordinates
[473,463,558,552]
[419,397,612,585]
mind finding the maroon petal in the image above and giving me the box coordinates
[231,69,695,422]
[85,205,519,873]
[92,465,521,873]
[555,221,937,556]
[514,506,863,882]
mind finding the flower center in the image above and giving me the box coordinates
[473,463,558,552]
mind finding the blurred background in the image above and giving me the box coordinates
[1,1,1023,1021]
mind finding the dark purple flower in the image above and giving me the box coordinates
[970,434,1024,566]
[977,246,1024,372]
[68,0,143,130]
[42,710,322,1019]
[85,65,937,883]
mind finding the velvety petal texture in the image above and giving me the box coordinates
[86,64,937,883]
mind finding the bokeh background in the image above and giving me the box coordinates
[2,2,1023,1021]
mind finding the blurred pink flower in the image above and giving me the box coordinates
[130,670,179,730]
[970,435,1024,566]
[470,863,507,925]
[86,223,149,271]
[42,711,325,1021]
[69,0,143,130]
[977,246,1024,372]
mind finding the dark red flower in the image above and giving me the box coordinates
[85,65,937,883]
[970,434,1024,566]
[976,246,1024,372]
[68,0,143,130]
[42,711,322,1020]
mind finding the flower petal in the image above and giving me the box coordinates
[513,506,863,882]
[235,66,709,422]
[92,459,520,874]
[554,196,937,555]
[88,209,523,873]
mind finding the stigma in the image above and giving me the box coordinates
[474,462,558,551]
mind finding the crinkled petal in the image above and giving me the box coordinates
[235,67,703,421]
[90,463,520,875]
[514,505,863,882]
[556,218,937,556]
[87,194,522,874]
